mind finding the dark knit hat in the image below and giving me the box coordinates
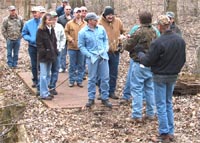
[103,6,114,17]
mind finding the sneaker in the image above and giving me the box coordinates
[109,93,119,99]
[83,75,87,80]
[86,99,95,107]
[59,68,65,73]
[77,83,83,88]
[50,89,58,95]
[32,82,37,88]
[101,100,112,108]
[97,94,101,100]
[68,83,74,87]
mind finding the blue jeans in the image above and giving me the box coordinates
[130,62,155,119]
[108,52,119,94]
[87,57,109,100]
[154,81,175,135]
[6,39,20,67]
[122,59,134,100]
[28,45,38,84]
[68,49,84,84]
[49,52,60,89]
[60,45,67,70]
[39,62,52,97]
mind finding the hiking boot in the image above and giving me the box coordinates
[50,89,58,95]
[169,134,175,142]
[38,96,53,100]
[144,115,156,121]
[86,99,95,107]
[126,117,143,123]
[109,93,119,99]
[101,100,112,108]
[156,134,171,143]
[119,98,131,105]
[77,83,84,88]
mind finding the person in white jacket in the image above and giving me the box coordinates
[49,11,66,95]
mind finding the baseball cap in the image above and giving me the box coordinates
[166,11,175,18]
[62,0,68,3]
[157,15,170,25]
[8,6,16,11]
[38,6,46,13]
[31,6,40,12]
[73,7,81,13]
[85,12,99,21]
[50,11,58,17]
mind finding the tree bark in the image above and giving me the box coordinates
[165,0,178,23]
[47,0,52,9]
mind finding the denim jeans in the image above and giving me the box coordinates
[28,45,38,84]
[130,62,155,119]
[39,62,52,98]
[60,45,67,70]
[68,49,84,84]
[154,81,176,135]
[108,52,119,94]
[6,39,21,67]
[122,59,134,100]
[87,57,109,100]
[49,52,60,89]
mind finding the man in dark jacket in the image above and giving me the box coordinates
[166,11,182,36]
[137,15,186,142]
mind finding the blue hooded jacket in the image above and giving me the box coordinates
[22,18,41,47]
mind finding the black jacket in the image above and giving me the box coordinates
[36,27,58,63]
[140,30,186,75]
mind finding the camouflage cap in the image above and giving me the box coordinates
[157,15,170,25]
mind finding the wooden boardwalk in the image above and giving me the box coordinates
[17,72,119,108]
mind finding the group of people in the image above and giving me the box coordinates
[1,0,186,142]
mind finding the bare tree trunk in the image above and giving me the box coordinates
[165,0,178,23]
[70,0,85,9]
[24,0,31,20]
[47,0,52,9]
[11,0,15,5]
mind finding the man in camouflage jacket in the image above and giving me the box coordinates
[1,6,23,68]
[123,11,158,123]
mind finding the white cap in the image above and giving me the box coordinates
[31,6,40,12]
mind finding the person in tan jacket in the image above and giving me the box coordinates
[65,7,87,87]
[98,6,126,99]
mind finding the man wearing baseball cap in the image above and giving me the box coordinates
[78,12,112,108]
[22,6,41,89]
[136,15,186,142]
[56,0,70,17]
[1,5,24,68]
[166,11,182,36]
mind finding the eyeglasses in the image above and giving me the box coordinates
[81,10,87,12]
